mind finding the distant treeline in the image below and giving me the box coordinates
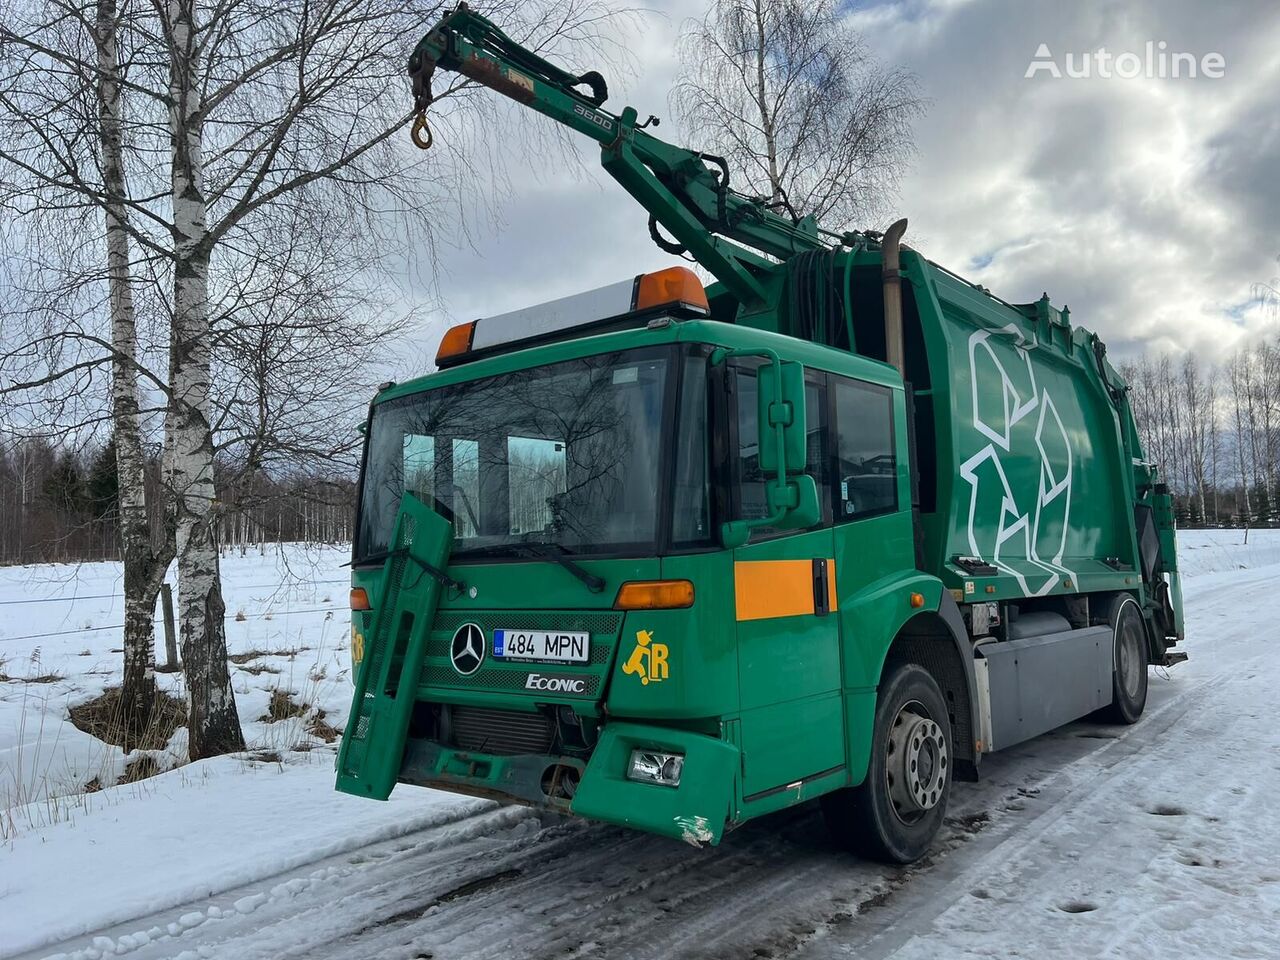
[1121,337,1279,529]
[0,436,354,566]
[6,334,1279,565]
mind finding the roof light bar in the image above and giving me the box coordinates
[635,266,709,314]
[435,267,708,368]
[435,319,476,365]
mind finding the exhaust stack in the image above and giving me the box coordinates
[882,218,909,377]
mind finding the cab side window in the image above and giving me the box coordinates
[833,378,897,520]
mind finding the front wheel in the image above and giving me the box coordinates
[821,662,952,863]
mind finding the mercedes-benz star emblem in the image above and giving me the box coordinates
[450,623,485,676]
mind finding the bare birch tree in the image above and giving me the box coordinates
[152,0,620,757]
[4,0,623,758]
[1227,351,1254,537]
[96,0,175,739]
[0,0,175,744]
[1180,355,1212,523]
[672,0,924,227]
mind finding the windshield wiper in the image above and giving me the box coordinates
[345,548,465,593]
[513,541,605,594]
[344,550,391,568]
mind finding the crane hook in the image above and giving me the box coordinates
[411,112,433,150]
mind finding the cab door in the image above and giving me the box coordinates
[729,364,845,801]
[828,375,916,780]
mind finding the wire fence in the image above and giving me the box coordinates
[0,603,349,645]
[0,578,351,607]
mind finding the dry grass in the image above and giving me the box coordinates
[307,709,342,743]
[68,687,187,752]
[228,647,309,664]
[260,688,307,723]
[0,654,60,684]
[119,755,160,785]
[237,662,281,676]
[228,649,273,664]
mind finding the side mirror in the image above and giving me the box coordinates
[720,520,752,550]
[757,360,806,475]
[767,474,820,529]
[711,349,818,549]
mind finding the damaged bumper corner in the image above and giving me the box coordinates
[570,721,739,847]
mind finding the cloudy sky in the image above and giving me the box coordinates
[409,0,1280,362]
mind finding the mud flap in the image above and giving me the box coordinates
[571,721,739,846]
[337,493,453,800]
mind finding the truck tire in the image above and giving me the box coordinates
[821,662,952,864]
[1101,596,1148,724]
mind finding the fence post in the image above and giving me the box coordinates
[161,583,179,669]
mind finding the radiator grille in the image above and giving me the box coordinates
[450,706,554,756]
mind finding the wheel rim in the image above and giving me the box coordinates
[885,699,948,825]
[1117,611,1144,700]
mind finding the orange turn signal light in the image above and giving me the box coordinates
[909,592,925,609]
[634,266,709,315]
[614,579,695,610]
[350,587,372,611]
[435,320,477,366]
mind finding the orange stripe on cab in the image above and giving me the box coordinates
[734,559,837,622]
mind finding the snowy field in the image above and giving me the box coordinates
[0,530,1277,959]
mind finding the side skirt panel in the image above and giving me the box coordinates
[979,625,1113,752]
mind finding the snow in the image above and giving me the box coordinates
[0,544,481,956]
[1173,526,1280,577]
[802,531,1280,960]
[0,759,486,956]
[0,530,1277,960]
[0,544,355,807]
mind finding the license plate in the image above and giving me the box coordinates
[493,628,589,663]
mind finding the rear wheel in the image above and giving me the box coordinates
[822,662,952,863]
[1102,596,1148,724]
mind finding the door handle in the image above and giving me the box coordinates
[812,558,830,617]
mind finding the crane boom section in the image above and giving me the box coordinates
[408,4,851,307]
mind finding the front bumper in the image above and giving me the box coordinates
[398,720,740,846]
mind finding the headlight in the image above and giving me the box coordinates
[627,749,684,787]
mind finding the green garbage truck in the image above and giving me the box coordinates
[337,5,1185,863]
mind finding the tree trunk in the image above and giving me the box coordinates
[97,0,172,747]
[751,0,782,206]
[166,0,245,759]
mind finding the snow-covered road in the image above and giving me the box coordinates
[7,533,1279,960]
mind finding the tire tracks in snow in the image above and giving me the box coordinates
[795,665,1234,959]
[38,679,1217,960]
[795,571,1268,960]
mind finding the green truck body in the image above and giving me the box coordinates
[336,6,1185,861]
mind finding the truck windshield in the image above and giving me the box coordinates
[355,346,683,562]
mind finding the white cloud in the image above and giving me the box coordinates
[412,0,1280,362]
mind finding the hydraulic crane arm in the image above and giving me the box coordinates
[407,4,862,309]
